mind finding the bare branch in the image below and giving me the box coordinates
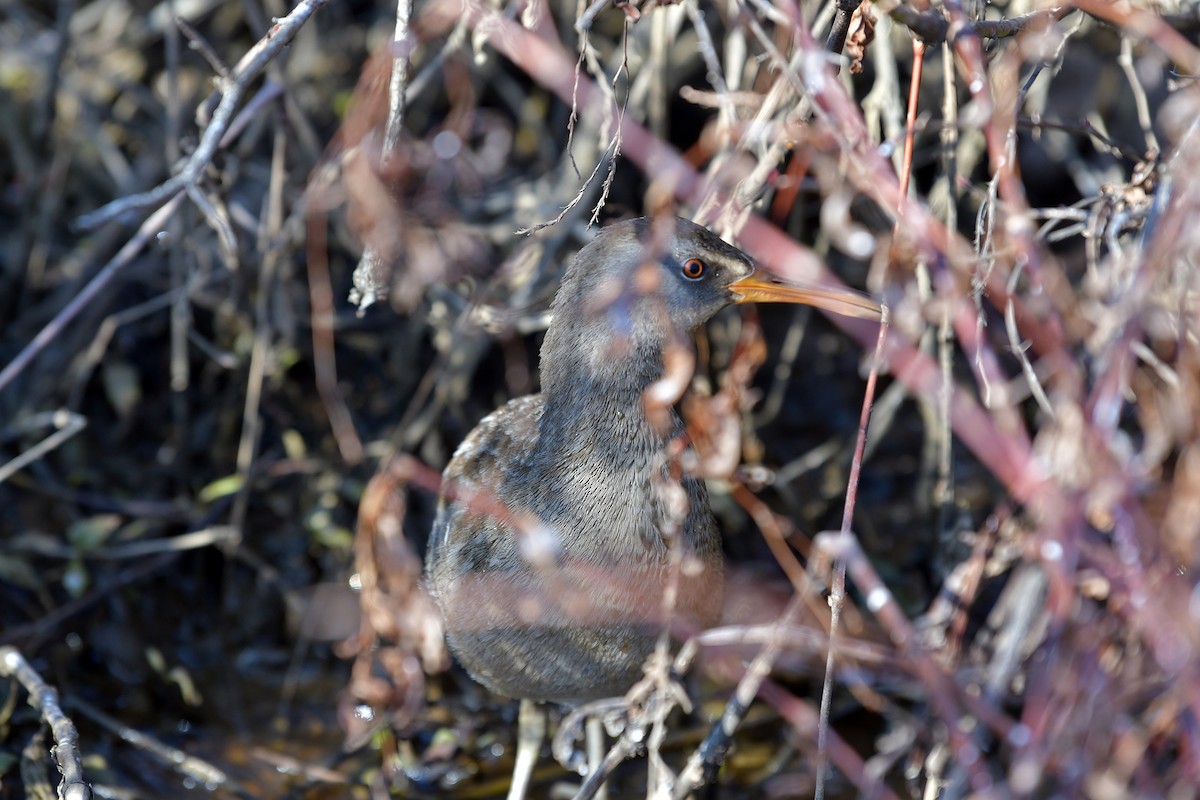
[74,0,332,231]
[0,648,92,800]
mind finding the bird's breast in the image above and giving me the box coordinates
[426,389,724,703]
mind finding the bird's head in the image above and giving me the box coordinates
[557,216,880,341]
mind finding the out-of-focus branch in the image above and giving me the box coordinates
[887,3,1073,45]
[1071,0,1200,74]
[68,694,234,793]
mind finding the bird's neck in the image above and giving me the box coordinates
[538,330,680,461]
[531,315,715,569]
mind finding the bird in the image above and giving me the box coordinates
[425,215,880,798]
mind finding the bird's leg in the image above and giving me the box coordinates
[586,715,608,800]
[508,699,545,800]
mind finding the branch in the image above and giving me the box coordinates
[74,0,332,231]
[826,0,862,60]
[0,194,185,395]
[886,3,1073,46]
[0,648,92,800]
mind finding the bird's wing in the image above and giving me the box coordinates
[428,393,544,568]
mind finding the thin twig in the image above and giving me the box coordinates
[66,695,235,792]
[0,411,87,486]
[381,0,414,161]
[814,305,889,800]
[0,193,185,396]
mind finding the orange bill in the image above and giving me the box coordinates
[730,271,882,320]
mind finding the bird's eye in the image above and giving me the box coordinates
[682,258,706,280]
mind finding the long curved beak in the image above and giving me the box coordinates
[729,271,881,320]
